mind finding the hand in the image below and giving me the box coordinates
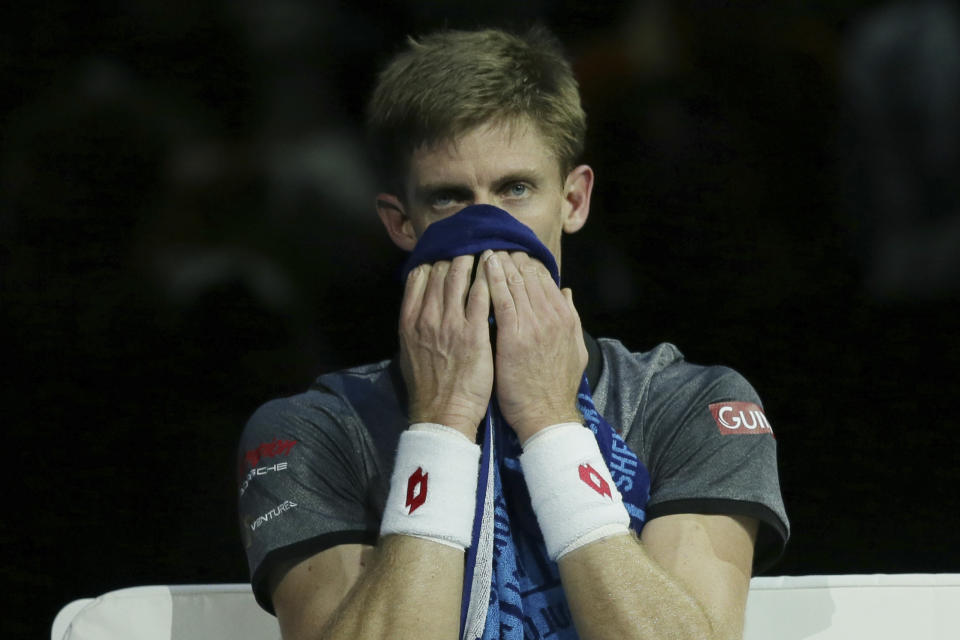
[483,250,588,443]
[398,254,493,441]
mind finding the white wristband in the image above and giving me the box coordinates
[379,423,481,550]
[520,423,630,560]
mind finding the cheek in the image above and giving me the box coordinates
[527,217,564,258]
[410,209,450,236]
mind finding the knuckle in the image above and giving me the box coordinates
[495,299,514,313]
[467,329,488,348]
[399,311,417,331]
[414,314,436,334]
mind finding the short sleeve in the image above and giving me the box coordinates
[236,392,380,613]
[642,365,790,573]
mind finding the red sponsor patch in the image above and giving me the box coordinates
[244,438,298,468]
[708,402,774,436]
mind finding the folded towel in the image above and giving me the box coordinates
[401,204,650,640]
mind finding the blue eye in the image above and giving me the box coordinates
[432,193,456,208]
[507,183,528,197]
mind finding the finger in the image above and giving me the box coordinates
[563,288,589,363]
[513,252,556,320]
[517,252,568,317]
[561,287,579,315]
[420,260,449,326]
[483,250,518,328]
[500,251,534,320]
[400,264,429,326]
[561,287,584,326]
[443,254,475,318]
[465,252,491,324]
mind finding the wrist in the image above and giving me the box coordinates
[380,427,481,549]
[409,403,484,440]
[512,409,583,444]
[520,421,583,448]
[520,423,630,560]
[409,422,474,443]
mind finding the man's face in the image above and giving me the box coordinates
[400,119,584,265]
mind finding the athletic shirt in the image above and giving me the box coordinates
[236,338,790,613]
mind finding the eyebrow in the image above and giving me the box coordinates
[491,171,541,191]
[413,182,473,204]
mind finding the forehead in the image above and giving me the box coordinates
[407,119,561,183]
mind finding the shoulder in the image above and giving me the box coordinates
[592,339,682,433]
[595,339,756,435]
[597,339,772,467]
[241,360,394,437]
[594,339,789,570]
[595,338,761,425]
[648,357,763,425]
[239,388,348,464]
[595,338,684,380]
[237,359,398,612]
[238,358,401,479]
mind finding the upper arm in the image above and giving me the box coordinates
[270,543,375,640]
[641,365,790,570]
[237,394,381,613]
[641,513,758,638]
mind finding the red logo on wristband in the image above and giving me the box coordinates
[578,463,612,499]
[406,467,428,514]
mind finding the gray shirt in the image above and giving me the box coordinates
[236,338,789,613]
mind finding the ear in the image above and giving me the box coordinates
[376,193,418,251]
[561,164,594,234]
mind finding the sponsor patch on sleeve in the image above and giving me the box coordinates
[708,401,774,436]
[244,438,298,468]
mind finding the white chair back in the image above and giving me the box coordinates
[53,574,960,639]
[52,584,280,640]
[744,574,960,639]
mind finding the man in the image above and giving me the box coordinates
[237,27,788,640]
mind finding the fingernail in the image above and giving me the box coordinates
[486,253,498,267]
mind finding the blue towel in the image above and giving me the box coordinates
[402,205,650,640]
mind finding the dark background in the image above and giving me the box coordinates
[4,1,959,637]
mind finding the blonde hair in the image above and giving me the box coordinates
[366,27,586,193]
